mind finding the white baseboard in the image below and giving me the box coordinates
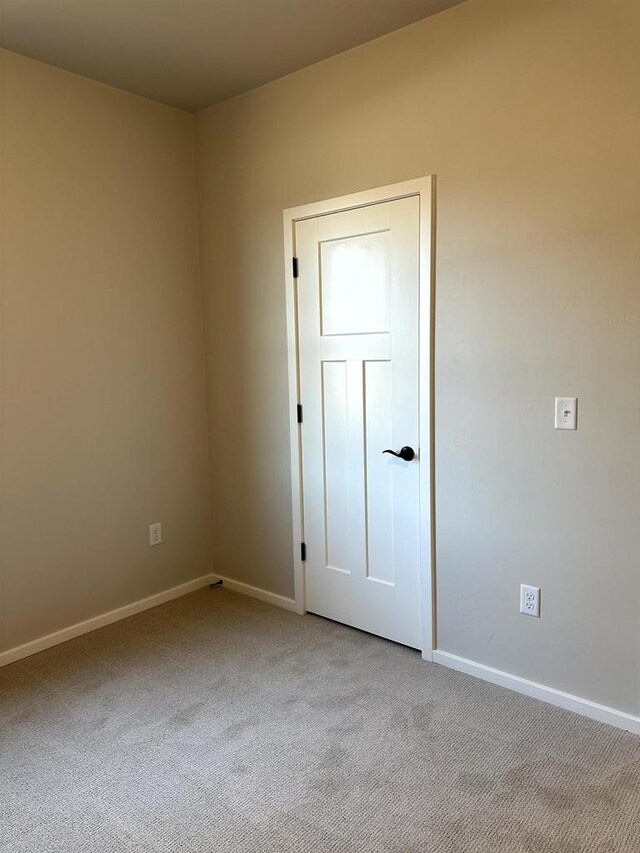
[212,574,300,613]
[0,571,298,670]
[4,576,635,737]
[433,649,640,736]
[0,574,214,669]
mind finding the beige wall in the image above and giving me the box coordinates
[195,0,640,715]
[1,0,638,718]
[0,50,211,651]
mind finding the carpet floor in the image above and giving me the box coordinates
[1,586,639,852]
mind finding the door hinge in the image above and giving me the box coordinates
[296,403,303,424]
[300,542,306,562]
[292,256,299,278]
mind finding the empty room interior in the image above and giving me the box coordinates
[1,0,639,850]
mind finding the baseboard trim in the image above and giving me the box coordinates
[212,575,300,613]
[4,578,635,735]
[0,574,214,669]
[0,571,298,669]
[433,649,640,736]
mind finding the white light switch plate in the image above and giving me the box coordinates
[555,397,577,430]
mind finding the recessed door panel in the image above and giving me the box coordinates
[364,360,394,586]
[322,360,350,573]
[320,232,390,336]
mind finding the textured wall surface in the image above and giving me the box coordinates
[0,50,212,651]
[195,0,640,714]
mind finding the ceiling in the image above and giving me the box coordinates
[0,0,466,112]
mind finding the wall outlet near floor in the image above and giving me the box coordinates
[149,522,162,547]
[520,584,540,618]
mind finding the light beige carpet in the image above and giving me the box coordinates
[1,586,639,852]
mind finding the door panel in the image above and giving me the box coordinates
[320,232,391,335]
[296,196,420,648]
[364,359,394,585]
[322,360,351,573]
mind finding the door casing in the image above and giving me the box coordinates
[283,177,435,660]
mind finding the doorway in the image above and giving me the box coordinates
[284,178,435,657]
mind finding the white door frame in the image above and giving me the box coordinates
[283,177,435,660]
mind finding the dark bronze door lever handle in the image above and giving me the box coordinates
[382,446,415,462]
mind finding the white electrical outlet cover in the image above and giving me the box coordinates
[149,522,162,546]
[520,584,540,618]
[555,397,577,430]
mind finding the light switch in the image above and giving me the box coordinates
[555,397,577,430]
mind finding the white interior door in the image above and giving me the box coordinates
[296,196,421,648]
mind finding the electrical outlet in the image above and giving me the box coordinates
[520,584,540,617]
[149,522,162,547]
